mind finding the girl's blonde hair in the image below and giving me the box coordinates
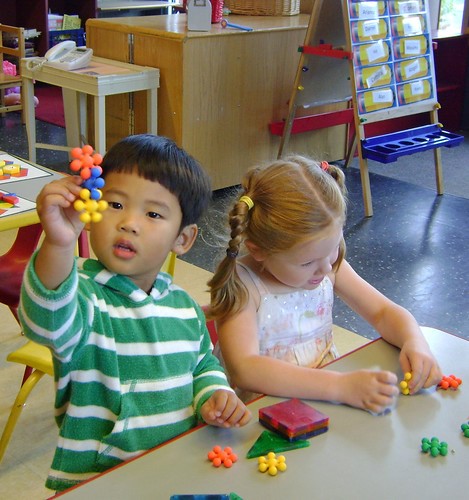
[208,155,347,321]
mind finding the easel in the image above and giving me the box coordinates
[275,0,463,217]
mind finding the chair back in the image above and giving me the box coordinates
[0,224,43,320]
[201,305,218,346]
[0,24,25,115]
[0,224,89,322]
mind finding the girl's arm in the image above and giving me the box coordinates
[334,260,442,393]
[217,287,398,415]
[35,176,85,290]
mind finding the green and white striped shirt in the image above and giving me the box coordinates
[19,254,232,492]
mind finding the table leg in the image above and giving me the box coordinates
[94,96,106,154]
[148,88,158,135]
[22,78,36,162]
[62,88,81,151]
[78,93,87,145]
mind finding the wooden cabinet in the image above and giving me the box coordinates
[1,1,98,56]
[86,14,348,190]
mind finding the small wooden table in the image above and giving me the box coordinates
[21,56,159,161]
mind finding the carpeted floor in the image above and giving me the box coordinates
[34,84,65,128]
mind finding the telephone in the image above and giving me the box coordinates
[44,41,93,71]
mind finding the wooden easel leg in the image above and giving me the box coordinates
[358,156,373,217]
[433,147,444,194]
[344,132,357,168]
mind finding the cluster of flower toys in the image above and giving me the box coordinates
[207,446,238,468]
[257,452,287,476]
[70,145,108,223]
[399,372,412,395]
[421,437,449,457]
[461,422,469,438]
[258,398,329,442]
[401,372,462,394]
[438,374,462,390]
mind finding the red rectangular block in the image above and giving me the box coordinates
[259,398,329,441]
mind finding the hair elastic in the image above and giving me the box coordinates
[226,248,239,259]
[239,195,254,210]
[320,161,330,171]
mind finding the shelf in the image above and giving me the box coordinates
[361,124,464,164]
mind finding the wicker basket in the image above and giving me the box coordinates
[224,0,300,16]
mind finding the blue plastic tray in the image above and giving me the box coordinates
[361,124,464,163]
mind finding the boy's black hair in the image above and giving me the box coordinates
[101,134,212,227]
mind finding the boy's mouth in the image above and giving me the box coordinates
[113,240,137,258]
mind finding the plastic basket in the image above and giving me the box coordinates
[224,0,300,16]
[48,28,85,48]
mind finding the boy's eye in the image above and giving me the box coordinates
[301,261,314,267]
[147,211,161,219]
[109,201,123,210]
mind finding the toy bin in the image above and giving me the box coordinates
[48,29,85,48]
[224,0,300,16]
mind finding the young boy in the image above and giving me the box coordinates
[19,134,251,492]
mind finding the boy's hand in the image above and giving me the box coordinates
[36,176,85,247]
[200,389,252,428]
[399,339,442,394]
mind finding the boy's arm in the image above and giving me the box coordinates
[191,307,251,427]
[19,252,86,354]
[35,176,84,289]
[191,307,234,416]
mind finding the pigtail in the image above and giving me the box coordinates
[319,161,347,271]
[207,197,253,321]
[321,161,347,196]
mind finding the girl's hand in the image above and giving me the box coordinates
[200,389,252,428]
[337,370,399,415]
[36,176,85,248]
[399,339,442,394]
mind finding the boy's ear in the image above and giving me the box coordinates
[172,224,198,256]
[244,240,268,262]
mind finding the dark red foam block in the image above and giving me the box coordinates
[259,398,329,441]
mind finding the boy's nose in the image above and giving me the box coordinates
[119,218,139,234]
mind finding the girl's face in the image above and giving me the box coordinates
[90,171,193,293]
[258,225,343,290]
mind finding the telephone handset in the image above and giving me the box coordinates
[44,41,93,71]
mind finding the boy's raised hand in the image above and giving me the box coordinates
[36,176,85,248]
[200,389,252,428]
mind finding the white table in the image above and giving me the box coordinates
[54,327,468,500]
[21,56,159,161]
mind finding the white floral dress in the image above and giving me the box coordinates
[215,262,339,402]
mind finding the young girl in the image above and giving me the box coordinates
[208,155,442,414]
